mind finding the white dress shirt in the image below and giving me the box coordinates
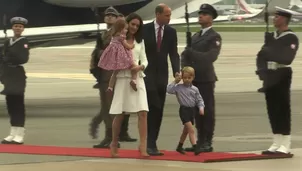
[154,20,164,41]
[200,26,212,36]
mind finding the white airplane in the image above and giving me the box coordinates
[289,0,302,12]
[0,0,274,46]
[237,0,262,14]
[237,0,291,14]
[237,0,302,19]
[44,0,148,7]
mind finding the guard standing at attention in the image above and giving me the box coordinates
[181,4,221,153]
[89,7,136,148]
[0,17,30,145]
[256,8,299,156]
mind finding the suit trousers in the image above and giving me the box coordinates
[6,94,25,127]
[120,115,130,136]
[192,81,216,145]
[147,86,167,149]
[265,69,292,135]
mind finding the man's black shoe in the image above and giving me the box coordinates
[93,138,120,148]
[119,134,137,142]
[147,148,164,156]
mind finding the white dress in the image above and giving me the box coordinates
[109,39,149,115]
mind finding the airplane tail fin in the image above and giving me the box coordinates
[236,0,255,14]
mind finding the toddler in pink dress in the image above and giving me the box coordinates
[98,19,137,91]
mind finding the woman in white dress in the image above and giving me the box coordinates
[109,13,149,157]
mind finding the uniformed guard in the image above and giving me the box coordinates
[256,8,299,156]
[0,17,29,145]
[89,7,136,148]
[181,4,222,154]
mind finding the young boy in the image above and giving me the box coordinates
[167,66,205,155]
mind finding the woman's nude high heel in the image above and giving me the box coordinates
[138,145,150,157]
[110,143,119,158]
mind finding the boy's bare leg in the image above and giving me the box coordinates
[185,122,197,146]
[176,126,188,154]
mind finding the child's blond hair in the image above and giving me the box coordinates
[181,66,195,77]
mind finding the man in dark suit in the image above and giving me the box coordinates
[181,4,222,153]
[143,3,180,156]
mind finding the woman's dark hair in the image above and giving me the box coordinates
[126,13,143,43]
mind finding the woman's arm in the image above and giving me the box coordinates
[139,40,148,70]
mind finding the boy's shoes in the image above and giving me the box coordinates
[176,147,186,154]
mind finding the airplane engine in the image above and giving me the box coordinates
[44,0,147,8]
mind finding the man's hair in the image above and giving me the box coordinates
[118,13,124,17]
[155,5,164,14]
[182,66,195,76]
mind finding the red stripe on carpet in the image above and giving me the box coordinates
[0,145,293,163]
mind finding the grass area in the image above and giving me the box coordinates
[175,26,302,32]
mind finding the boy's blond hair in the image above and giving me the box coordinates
[181,66,195,77]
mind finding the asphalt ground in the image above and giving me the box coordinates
[0,32,301,170]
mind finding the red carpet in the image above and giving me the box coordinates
[0,145,293,163]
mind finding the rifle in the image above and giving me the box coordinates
[3,14,7,39]
[185,2,191,47]
[93,7,101,45]
[264,0,270,33]
[1,14,8,59]
[264,0,272,44]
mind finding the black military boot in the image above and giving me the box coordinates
[93,129,120,148]
[89,114,103,139]
[203,140,214,152]
[119,115,137,142]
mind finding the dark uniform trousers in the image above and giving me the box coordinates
[265,68,292,135]
[6,95,25,127]
[1,37,29,130]
[193,81,215,144]
[98,77,130,138]
[181,28,221,149]
[98,80,114,137]
[91,28,130,139]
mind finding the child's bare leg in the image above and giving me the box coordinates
[185,122,197,146]
[176,126,188,154]
[108,71,119,91]
[130,64,137,91]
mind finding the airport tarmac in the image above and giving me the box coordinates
[0,32,302,170]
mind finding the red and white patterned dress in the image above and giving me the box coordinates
[98,34,133,70]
